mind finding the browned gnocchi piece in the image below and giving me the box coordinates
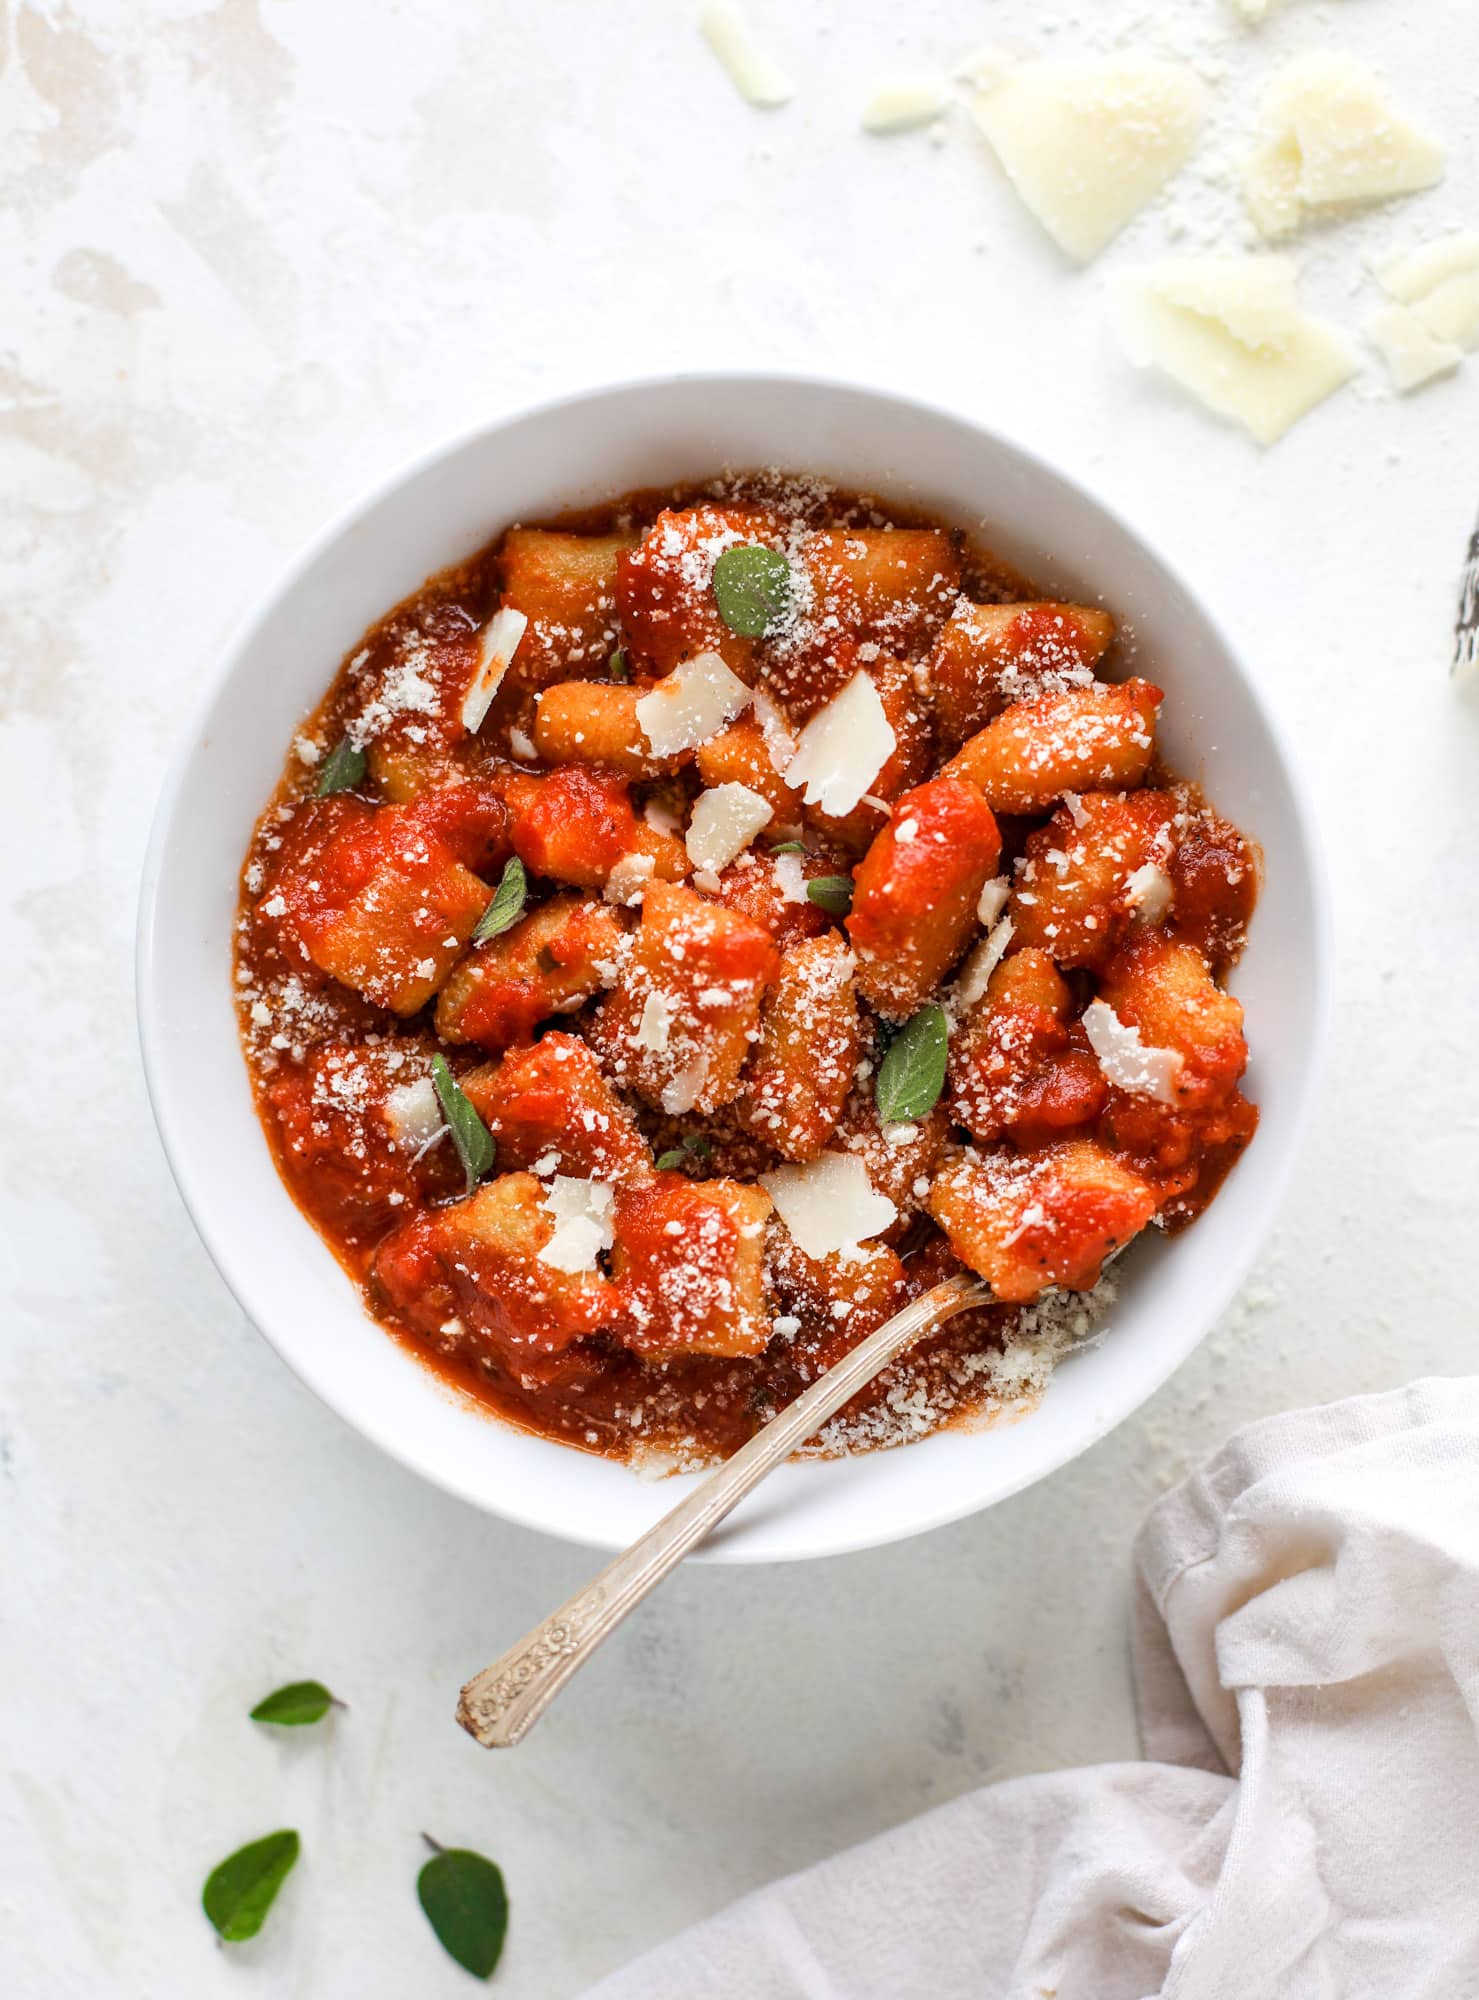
[1010,789,1179,970]
[927,600,1115,747]
[498,528,636,694]
[928,1141,1157,1304]
[740,933,862,1162]
[942,679,1162,815]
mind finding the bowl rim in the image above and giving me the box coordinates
[136,367,1332,1561]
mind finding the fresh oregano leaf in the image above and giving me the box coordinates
[712,544,792,638]
[655,1149,685,1171]
[315,735,366,797]
[249,1680,338,1727]
[655,1134,712,1173]
[608,647,629,681]
[875,1002,949,1123]
[472,858,528,943]
[202,1829,300,1943]
[806,874,854,920]
[768,841,806,855]
[431,1055,495,1194]
[418,1838,509,1980]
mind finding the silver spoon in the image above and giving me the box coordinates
[457,1272,986,1748]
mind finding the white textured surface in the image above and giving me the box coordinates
[3,2,1478,1995]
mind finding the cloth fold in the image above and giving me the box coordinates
[587,1378,1479,2000]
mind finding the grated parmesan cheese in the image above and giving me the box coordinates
[1082,1000,1184,1106]
[461,606,528,734]
[783,672,896,819]
[761,1152,897,1259]
[635,651,752,757]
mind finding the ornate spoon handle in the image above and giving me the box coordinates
[457,1273,986,1748]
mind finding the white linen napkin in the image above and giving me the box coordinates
[586,1378,1479,1999]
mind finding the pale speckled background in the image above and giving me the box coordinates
[3,1,1479,1994]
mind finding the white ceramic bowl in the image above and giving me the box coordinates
[138,373,1327,1563]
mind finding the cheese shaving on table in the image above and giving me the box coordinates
[861,79,950,136]
[686,783,774,874]
[1367,235,1479,392]
[782,672,896,818]
[537,1176,616,1274]
[635,651,752,757]
[699,1,793,109]
[460,606,527,734]
[761,1153,897,1260]
[1113,255,1358,445]
[1244,54,1444,240]
[1082,1000,1184,1106]
[969,57,1208,263]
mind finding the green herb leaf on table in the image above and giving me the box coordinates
[472,858,528,943]
[249,1680,338,1727]
[431,1055,496,1194]
[712,544,792,638]
[202,1829,300,1943]
[608,647,629,681]
[315,736,366,797]
[806,874,854,920]
[418,1840,509,1980]
[875,1002,949,1123]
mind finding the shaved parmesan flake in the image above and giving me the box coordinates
[508,724,538,761]
[1244,55,1444,240]
[954,917,1015,1013]
[751,685,798,775]
[862,79,950,136]
[1375,233,1479,306]
[784,672,896,819]
[772,851,809,904]
[384,1076,442,1150]
[661,1054,710,1117]
[1364,305,1461,393]
[461,606,527,734]
[1083,1000,1184,1106]
[700,1,794,109]
[977,876,1010,927]
[970,58,1208,263]
[1113,256,1358,445]
[537,1176,616,1274]
[1124,863,1173,924]
[686,783,774,873]
[636,991,673,1053]
[1369,235,1479,389]
[635,651,752,757]
[761,1152,897,1259]
[605,852,656,907]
